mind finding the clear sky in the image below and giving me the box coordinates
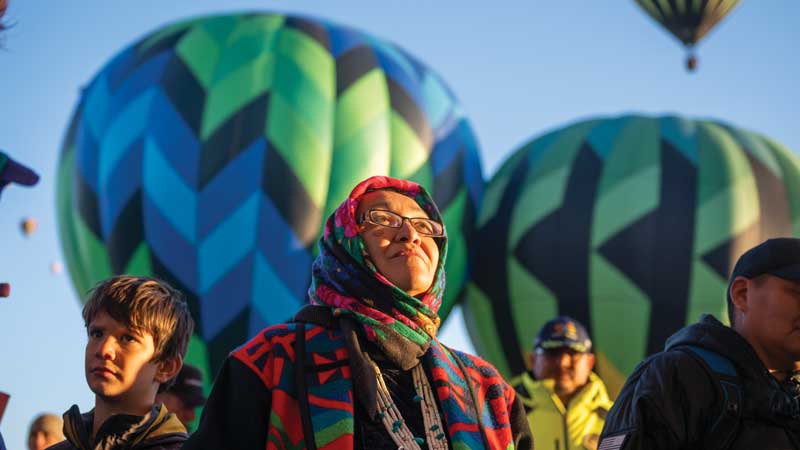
[0,0,797,447]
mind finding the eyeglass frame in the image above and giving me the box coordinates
[358,208,445,237]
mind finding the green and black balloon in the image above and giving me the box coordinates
[634,0,740,70]
[56,13,483,383]
[464,114,800,394]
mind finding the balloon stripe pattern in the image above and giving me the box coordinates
[465,115,800,394]
[634,0,740,46]
[56,13,483,379]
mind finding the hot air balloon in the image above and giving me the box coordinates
[49,261,64,275]
[634,0,740,71]
[20,217,37,237]
[464,114,800,395]
[0,283,9,298]
[0,151,39,199]
[57,13,483,381]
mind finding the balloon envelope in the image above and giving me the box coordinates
[49,261,64,275]
[634,0,740,47]
[57,13,483,378]
[464,114,800,394]
[20,217,37,236]
[0,151,40,198]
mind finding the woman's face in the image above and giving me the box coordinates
[356,190,440,297]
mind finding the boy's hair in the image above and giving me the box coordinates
[83,275,194,388]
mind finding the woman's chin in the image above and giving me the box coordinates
[393,277,433,297]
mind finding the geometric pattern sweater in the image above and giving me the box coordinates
[215,318,523,450]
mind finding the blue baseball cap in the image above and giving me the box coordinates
[534,316,592,353]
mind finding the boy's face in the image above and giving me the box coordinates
[85,310,166,407]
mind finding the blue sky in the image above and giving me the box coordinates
[0,0,797,447]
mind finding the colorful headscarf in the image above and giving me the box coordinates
[308,176,448,369]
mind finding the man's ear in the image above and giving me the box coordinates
[155,355,182,385]
[730,276,750,316]
[587,352,596,370]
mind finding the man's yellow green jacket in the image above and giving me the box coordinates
[510,372,612,450]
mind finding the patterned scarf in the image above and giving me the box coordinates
[308,176,447,369]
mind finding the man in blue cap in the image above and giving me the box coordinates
[512,316,613,450]
[600,238,800,450]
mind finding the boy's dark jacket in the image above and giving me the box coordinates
[47,403,186,450]
[600,314,800,449]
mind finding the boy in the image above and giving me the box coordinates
[49,275,194,450]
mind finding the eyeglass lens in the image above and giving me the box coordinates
[367,210,442,236]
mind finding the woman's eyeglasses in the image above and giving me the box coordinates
[359,209,444,237]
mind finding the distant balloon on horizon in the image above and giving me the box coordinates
[20,217,37,237]
[49,261,64,275]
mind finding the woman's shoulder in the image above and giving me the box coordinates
[434,342,508,383]
[239,320,337,348]
[232,319,347,365]
[236,322,301,352]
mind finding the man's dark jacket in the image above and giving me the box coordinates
[600,314,800,449]
[47,403,186,450]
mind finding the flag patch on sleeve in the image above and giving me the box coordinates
[597,433,628,450]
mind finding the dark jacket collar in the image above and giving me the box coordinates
[665,314,800,423]
[664,314,769,381]
[61,403,187,450]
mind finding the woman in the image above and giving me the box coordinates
[185,176,532,449]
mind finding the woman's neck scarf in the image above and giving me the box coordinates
[308,176,447,369]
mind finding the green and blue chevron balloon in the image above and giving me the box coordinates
[464,115,800,395]
[56,13,483,379]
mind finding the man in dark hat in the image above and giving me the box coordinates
[155,364,206,427]
[511,316,612,450]
[600,238,800,450]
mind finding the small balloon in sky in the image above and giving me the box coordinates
[49,261,63,275]
[20,217,38,237]
[633,0,740,72]
[0,283,10,298]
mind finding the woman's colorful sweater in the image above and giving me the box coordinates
[184,312,532,450]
